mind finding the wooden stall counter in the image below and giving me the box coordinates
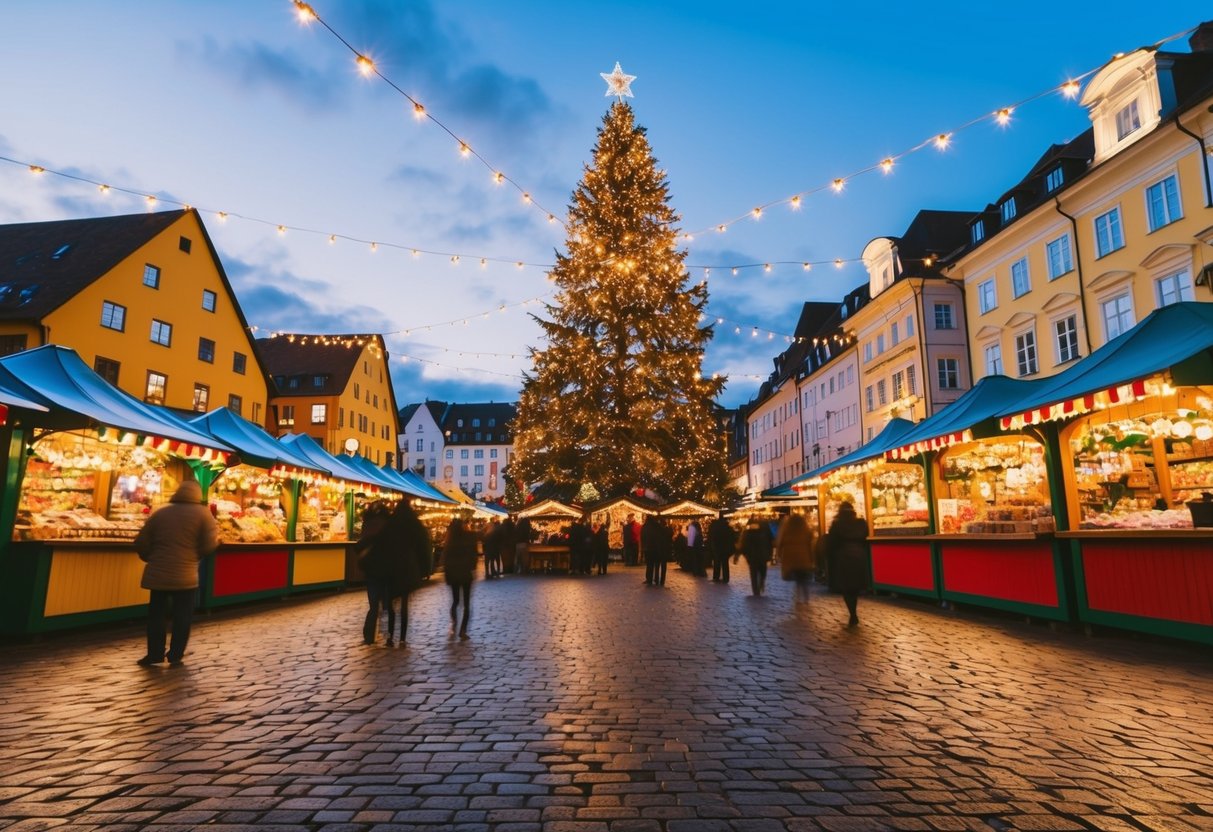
[527,544,571,573]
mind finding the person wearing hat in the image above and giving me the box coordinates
[133,478,220,666]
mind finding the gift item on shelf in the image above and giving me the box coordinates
[869,463,930,536]
[936,437,1053,535]
[209,465,287,542]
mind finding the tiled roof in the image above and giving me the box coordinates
[0,209,188,320]
[257,334,383,397]
[441,402,517,445]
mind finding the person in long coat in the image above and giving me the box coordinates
[775,512,816,605]
[514,516,533,573]
[640,514,669,586]
[736,518,773,596]
[443,518,478,639]
[134,479,220,666]
[498,517,516,573]
[481,519,502,578]
[826,501,870,626]
[592,518,610,575]
[707,513,736,583]
[363,499,430,645]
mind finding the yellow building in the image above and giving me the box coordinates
[0,209,269,419]
[853,211,973,441]
[258,334,400,466]
[946,27,1213,381]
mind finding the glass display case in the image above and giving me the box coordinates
[869,463,930,536]
[936,437,1054,534]
[13,430,177,541]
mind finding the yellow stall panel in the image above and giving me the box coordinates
[44,548,149,617]
[292,547,346,586]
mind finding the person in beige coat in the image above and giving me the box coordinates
[775,512,817,605]
[134,479,219,666]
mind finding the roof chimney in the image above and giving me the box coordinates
[1190,21,1213,53]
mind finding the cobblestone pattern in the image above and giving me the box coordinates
[0,566,1210,831]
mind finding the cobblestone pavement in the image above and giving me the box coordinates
[1,565,1211,832]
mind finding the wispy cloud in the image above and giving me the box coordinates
[180,36,345,113]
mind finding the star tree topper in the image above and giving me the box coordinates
[600,62,636,100]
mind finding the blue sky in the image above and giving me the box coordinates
[0,1,1207,408]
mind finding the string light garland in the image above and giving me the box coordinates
[289,1,564,228]
[680,24,1198,241]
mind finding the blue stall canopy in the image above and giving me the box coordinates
[336,452,419,496]
[883,375,1046,459]
[279,433,395,492]
[996,302,1213,429]
[372,464,457,504]
[0,345,231,455]
[779,418,919,492]
[189,408,330,475]
[0,364,49,413]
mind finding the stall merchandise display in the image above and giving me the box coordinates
[210,464,287,542]
[1070,410,1213,530]
[869,464,929,536]
[14,431,174,541]
[297,482,350,542]
[937,438,1053,534]
[822,470,865,528]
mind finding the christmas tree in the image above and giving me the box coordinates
[513,100,727,501]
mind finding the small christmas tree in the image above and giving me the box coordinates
[513,100,727,501]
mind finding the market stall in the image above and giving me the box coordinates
[0,345,235,635]
[587,494,657,550]
[997,302,1213,644]
[515,498,582,572]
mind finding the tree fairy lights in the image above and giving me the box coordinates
[513,101,728,502]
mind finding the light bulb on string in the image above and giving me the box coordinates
[1061,80,1081,98]
[880,158,894,174]
[98,183,110,195]
[412,101,426,119]
[293,1,317,23]
[995,107,1014,126]
[934,133,952,150]
[751,208,762,221]
[355,54,375,76]
[790,195,802,210]
[831,178,846,193]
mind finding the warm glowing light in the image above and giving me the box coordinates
[370,242,378,253]
[802,262,811,271]
[995,107,1013,126]
[328,234,336,244]
[356,54,375,76]
[717,224,726,233]
[28,165,45,175]
[831,178,845,192]
[834,258,843,268]
[458,141,471,157]
[277,224,286,234]
[293,1,316,22]
[731,267,738,276]
[411,248,419,257]
[1061,79,1081,98]
[98,184,110,194]
[480,258,488,268]
[790,195,801,210]
[412,101,426,119]
[923,255,934,267]
[493,171,504,184]
[763,263,771,272]
[880,158,894,174]
[935,133,951,150]
[450,255,460,265]
[751,207,762,220]
[522,193,532,204]
[547,214,556,223]
[516,261,524,269]
[145,195,157,207]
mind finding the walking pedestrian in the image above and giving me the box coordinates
[482,519,502,578]
[499,516,516,574]
[775,512,817,605]
[514,516,533,574]
[707,512,736,583]
[443,517,477,639]
[640,514,669,586]
[686,519,706,577]
[622,513,641,566]
[736,517,772,596]
[592,517,610,575]
[364,499,430,646]
[569,515,592,574]
[827,501,870,627]
[133,479,219,667]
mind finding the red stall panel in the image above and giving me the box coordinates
[1082,540,1213,625]
[212,548,290,597]
[942,541,1059,607]
[871,542,935,591]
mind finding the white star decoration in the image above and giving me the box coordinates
[600,62,636,99]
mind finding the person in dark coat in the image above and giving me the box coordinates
[685,519,706,577]
[443,518,478,639]
[640,514,669,586]
[498,517,516,573]
[827,501,870,626]
[592,518,610,575]
[569,516,592,574]
[514,516,533,573]
[736,518,773,596]
[134,479,220,666]
[707,513,736,583]
[622,513,641,566]
[482,520,502,578]
[362,499,430,646]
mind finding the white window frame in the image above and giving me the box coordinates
[937,358,960,390]
[984,342,1003,376]
[1054,315,1080,364]
[1045,167,1064,193]
[978,278,997,314]
[1115,99,1141,141]
[311,403,327,424]
[1010,257,1031,298]
[1014,330,1039,377]
[934,303,954,330]
[1144,174,1182,233]
[1000,198,1016,223]
[1155,270,1194,307]
[1046,234,1073,280]
[1100,292,1134,341]
[1094,207,1125,258]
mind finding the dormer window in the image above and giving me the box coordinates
[1000,199,1017,224]
[971,219,985,244]
[1115,99,1141,141]
[1045,167,1065,193]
